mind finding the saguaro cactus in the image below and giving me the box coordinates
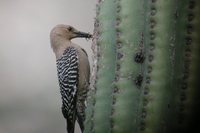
[84,0,200,133]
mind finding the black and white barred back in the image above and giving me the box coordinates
[56,47,79,127]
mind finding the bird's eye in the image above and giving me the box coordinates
[68,27,73,32]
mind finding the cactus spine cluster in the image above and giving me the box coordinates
[84,0,200,133]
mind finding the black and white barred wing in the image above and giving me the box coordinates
[56,47,79,120]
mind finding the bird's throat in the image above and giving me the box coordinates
[53,41,72,60]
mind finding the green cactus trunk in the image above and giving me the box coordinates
[84,0,200,133]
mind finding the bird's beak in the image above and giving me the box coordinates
[73,31,92,39]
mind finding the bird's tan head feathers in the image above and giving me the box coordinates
[50,24,92,41]
[50,24,92,58]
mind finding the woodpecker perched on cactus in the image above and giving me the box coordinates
[50,24,92,133]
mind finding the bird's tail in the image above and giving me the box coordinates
[66,116,76,133]
[62,107,76,133]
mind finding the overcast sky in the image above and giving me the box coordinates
[0,0,96,133]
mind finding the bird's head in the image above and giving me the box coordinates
[50,24,92,41]
[50,24,92,58]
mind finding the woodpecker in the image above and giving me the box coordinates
[50,24,92,133]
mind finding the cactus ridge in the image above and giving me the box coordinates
[84,0,200,133]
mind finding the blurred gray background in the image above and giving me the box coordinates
[0,0,96,133]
